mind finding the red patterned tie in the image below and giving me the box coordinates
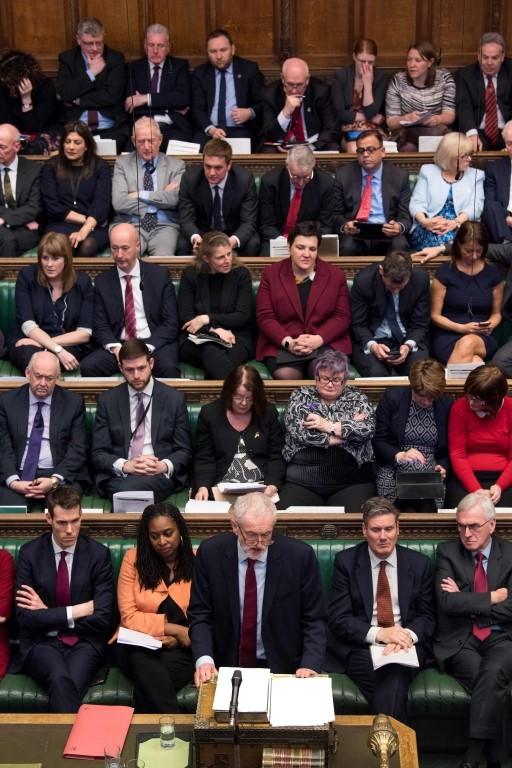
[376,560,394,628]
[284,106,305,144]
[473,552,492,641]
[355,174,373,221]
[484,77,499,145]
[283,187,303,236]
[56,552,79,647]
[239,558,257,666]
[124,275,137,339]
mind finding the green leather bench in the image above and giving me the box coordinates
[0,535,472,752]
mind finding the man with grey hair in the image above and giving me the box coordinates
[434,492,512,768]
[56,16,128,150]
[189,492,326,685]
[258,144,334,254]
[112,116,184,255]
[482,121,512,243]
[125,23,192,150]
[456,32,512,151]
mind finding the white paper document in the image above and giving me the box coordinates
[370,644,419,670]
[213,667,271,719]
[167,140,201,155]
[399,110,433,126]
[217,482,267,494]
[269,236,289,258]
[184,499,232,514]
[269,675,335,727]
[117,626,162,650]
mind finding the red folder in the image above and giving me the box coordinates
[63,704,134,759]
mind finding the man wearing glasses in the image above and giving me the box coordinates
[333,129,411,255]
[434,492,512,768]
[189,492,326,684]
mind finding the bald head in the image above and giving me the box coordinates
[0,123,21,166]
[26,351,60,399]
[109,223,140,272]
[281,58,310,99]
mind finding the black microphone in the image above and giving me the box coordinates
[454,154,463,182]
[228,669,243,727]
[139,278,144,291]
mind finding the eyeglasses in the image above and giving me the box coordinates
[317,375,343,385]
[283,80,308,91]
[466,394,486,405]
[232,394,254,404]
[456,520,492,534]
[31,374,58,382]
[355,146,382,155]
[238,527,274,545]
[289,172,313,183]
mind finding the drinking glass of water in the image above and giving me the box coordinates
[159,716,175,749]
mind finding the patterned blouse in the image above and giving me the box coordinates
[385,69,456,118]
[283,385,375,466]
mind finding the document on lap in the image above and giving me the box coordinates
[370,644,419,670]
[117,626,162,650]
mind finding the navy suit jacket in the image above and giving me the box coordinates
[0,156,42,229]
[456,60,512,134]
[326,542,435,671]
[189,532,327,673]
[331,64,388,124]
[91,261,178,356]
[13,532,113,670]
[126,56,191,137]
[482,156,512,243]
[0,384,88,489]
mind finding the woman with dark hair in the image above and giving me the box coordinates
[40,121,111,256]
[193,365,284,500]
[386,41,455,151]
[178,231,254,379]
[430,221,503,364]
[0,549,14,680]
[115,503,194,713]
[0,49,60,154]
[331,38,387,152]
[374,358,453,511]
[447,365,512,507]
[8,232,93,371]
[279,349,376,510]
[256,221,351,380]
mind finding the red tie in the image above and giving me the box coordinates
[239,558,257,667]
[87,110,99,131]
[376,560,394,628]
[56,551,79,647]
[283,187,303,236]
[124,275,137,339]
[473,552,492,641]
[355,174,373,221]
[285,106,305,144]
[484,77,499,145]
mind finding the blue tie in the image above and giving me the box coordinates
[21,401,44,481]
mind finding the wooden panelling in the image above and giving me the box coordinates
[294,0,350,69]
[150,0,208,60]
[4,0,71,74]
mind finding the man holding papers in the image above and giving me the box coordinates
[325,497,434,722]
[189,492,326,684]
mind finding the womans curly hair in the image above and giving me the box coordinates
[135,503,194,590]
[0,50,46,95]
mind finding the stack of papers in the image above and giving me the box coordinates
[217,482,266,494]
[269,676,334,727]
[370,644,419,669]
[117,626,162,650]
[213,667,271,722]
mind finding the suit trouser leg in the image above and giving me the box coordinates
[490,340,512,378]
[351,346,393,377]
[23,639,101,713]
[101,475,176,503]
[0,227,39,257]
[79,349,119,376]
[146,225,179,257]
[345,647,412,722]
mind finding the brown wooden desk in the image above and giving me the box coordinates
[0,713,419,768]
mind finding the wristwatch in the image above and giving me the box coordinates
[50,476,60,490]
[53,345,63,355]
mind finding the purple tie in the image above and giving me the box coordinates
[21,401,44,481]
[239,558,257,666]
[56,551,79,647]
[129,393,146,459]
[150,64,160,94]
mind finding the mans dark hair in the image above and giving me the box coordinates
[119,339,152,365]
[361,496,400,525]
[47,486,82,517]
[381,251,412,284]
[203,137,232,164]
[136,503,194,589]
[206,27,234,45]
[221,365,268,418]
[287,220,322,247]
[356,129,383,147]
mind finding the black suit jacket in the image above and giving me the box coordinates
[178,165,258,248]
[56,45,127,133]
[374,387,453,471]
[487,242,512,320]
[126,56,192,137]
[331,64,388,124]
[0,157,42,229]
[258,166,334,241]
[456,60,512,134]
[0,384,88,489]
[350,264,430,350]
[326,542,435,672]
[92,379,191,492]
[262,77,338,150]
[482,156,512,243]
[189,532,327,673]
[192,399,285,494]
[191,55,263,136]
[434,536,512,666]
[91,261,178,355]
[333,161,412,233]
[12,532,113,670]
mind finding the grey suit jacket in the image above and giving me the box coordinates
[112,151,185,225]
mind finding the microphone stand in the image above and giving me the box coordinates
[232,704,241,768]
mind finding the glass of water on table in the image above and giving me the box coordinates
[159,716,175,748]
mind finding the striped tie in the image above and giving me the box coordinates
[484,77,499,145]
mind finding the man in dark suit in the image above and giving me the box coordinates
[13,486,113,712]
[191,28,263,150]
[434,493,512,768]
[482,121,512,243]
[350,251,430,376]
[333,130,411,255]
[56,16,128,151]
[0,351,88,509]
[258,144,334,255]
[91,338,191,502]
[178,138,259,254]
[0,123,41,257]
[325,497,434,722]
[125,23,192,149]
[456,32,512,152]
[262,57,338,152]
[80,223,180,377]
[488,240,512,376]
[189,492,326,685]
